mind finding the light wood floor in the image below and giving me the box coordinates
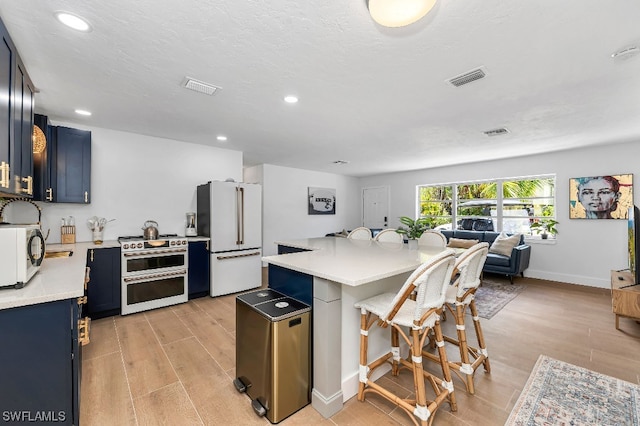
[81,274,640,425]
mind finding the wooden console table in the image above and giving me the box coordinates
[610,270,640,330]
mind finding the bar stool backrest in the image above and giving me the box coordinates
[348,227,372,240]
[374,228,403,243]
[418,230,447,247]
[453,242,489,297]
[381,249,456,324]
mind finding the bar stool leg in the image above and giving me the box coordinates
[454,301,476,395]
[469,300,491,373]
[391,327,400,375]
[358,312,369,401]
[432,320,457,412]
[410,327,431,426]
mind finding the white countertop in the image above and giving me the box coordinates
[0,240,118,311]
[263,237,449,286]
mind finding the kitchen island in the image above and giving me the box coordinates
[262,237,446,418]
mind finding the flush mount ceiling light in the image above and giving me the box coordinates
[54,11,92,32]
[216,135,228,142]
[284,95,298,104]
[368,0,437,28]
[75,109,92,116]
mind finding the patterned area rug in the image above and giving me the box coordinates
[506,355,640,426]
[472,277,525,319]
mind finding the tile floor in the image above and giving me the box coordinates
[80,275,640,425]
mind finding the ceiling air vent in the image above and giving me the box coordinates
[182,77,221,95]
[447,66,487,87]
[483,127,510,137]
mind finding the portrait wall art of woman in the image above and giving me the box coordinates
[569,174,633,219]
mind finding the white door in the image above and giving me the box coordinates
[363,186,390,229]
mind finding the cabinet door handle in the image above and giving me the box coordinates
[0,162,9,189]
[46,187,53,201]
[90,249,94,262]
[20,176,33,195]
[84,191,88,203]
[78,317,91,346]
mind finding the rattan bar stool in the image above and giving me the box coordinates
[347,227,372,240]
[354,249,458,426]
[374,228,404,243]
[418,230,447,248]
[423,242,490,395]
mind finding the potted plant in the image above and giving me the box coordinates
[396,216,429,248]
[530,218,558,239]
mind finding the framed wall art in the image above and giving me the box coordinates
[308,187,336,215]
[569,174,633,219]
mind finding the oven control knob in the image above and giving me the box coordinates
[137,243,143,248]
[170,241,175,246]
[123,244,129,249]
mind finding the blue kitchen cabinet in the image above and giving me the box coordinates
[188,240,210,299]
[0,299,82,425]
[0,16,35,197]
[32,120,92,204]
[86,247,121,318]
[52,126,91,203]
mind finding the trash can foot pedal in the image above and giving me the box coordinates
[251,399,266,417]
[233,378,247,393]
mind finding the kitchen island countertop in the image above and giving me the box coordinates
[0,240,117,311]
[263,237,446,286]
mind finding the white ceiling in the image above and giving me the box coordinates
[1,0,639,177]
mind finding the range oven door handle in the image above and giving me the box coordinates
[123,269,187,283]
[123,248,187,257]
[216,251,260,261]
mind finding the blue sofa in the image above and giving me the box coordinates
[440,230,531,283]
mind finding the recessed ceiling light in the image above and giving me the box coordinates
[54,11,92,32]
[75,109,92,116]
[284,95,298,104]
[216,135,228,142]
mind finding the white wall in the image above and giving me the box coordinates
[247,164,361,257]
[359,140,640,288]
[6,124,243,243]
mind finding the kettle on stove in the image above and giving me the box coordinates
[142,220,159,240]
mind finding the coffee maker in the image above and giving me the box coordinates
[185,212,197,236]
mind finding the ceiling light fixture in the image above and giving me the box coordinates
[216,136,228,142]
[75,109,92,116]
[54,11,92,32]
[333,160,350,165]
[284,95,298,104]
[368,0,437,28]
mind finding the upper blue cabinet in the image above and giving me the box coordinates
[33,116,92,204]
[0,16,35,198]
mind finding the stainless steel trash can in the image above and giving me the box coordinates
[234,289,311,423]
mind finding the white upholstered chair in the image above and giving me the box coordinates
[418,230,447,248]
[374,228,404,244]
[423,242,490,395]
[347,227,372,240]
[354,249,458,425]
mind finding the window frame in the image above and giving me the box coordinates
[417,174,556,239]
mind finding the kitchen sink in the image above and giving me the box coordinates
[44,250,74,259]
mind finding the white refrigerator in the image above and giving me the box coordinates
[197,181,262,297]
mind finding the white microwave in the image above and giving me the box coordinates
[0,225,46,289]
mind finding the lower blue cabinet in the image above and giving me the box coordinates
[0,299,81,425]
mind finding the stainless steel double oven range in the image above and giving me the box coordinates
[119,234,188,315]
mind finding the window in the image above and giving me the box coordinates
[418,175,556,237]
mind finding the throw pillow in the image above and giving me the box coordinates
[489,233,521,257]
[447,238,479,249]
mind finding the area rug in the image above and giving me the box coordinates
[506,355,640,426]
[472,277,525,319]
